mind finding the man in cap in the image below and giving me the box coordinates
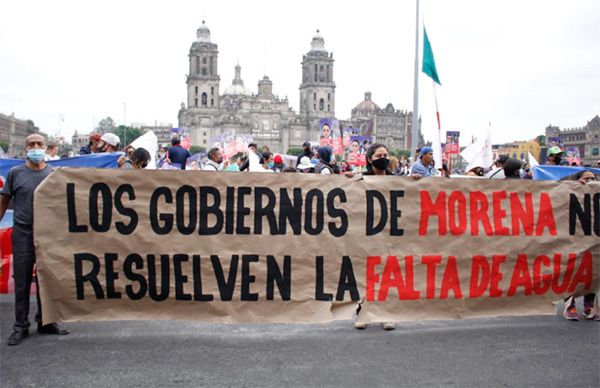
[296,141,314,167]
[98,133,121,153]
[410,147,436,177]
[0,134,69,346]
[485,154,509,179]
[545,146,564,165]
[79,133,102,155]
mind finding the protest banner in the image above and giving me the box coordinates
[34,169,599,324]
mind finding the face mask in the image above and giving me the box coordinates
[27,149,46,164]
[372,158,390,171]
[268,162,274,169]
[159,152,166,158]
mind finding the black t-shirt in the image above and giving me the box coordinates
[1,164,53,225]
[167,146,191,170]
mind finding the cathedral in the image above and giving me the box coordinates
[178,21,419,153]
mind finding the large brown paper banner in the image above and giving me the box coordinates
[34,169,599,325]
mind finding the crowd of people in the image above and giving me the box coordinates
[0,132,598,346]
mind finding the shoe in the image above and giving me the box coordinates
[37,323,69,335]
[353,322,367,330]
[7,330,29,346]
[383,322,396,330]
[582,305,595,320]
[563,305,578,321]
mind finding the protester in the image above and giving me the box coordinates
[282,166,297,173]
[465,166,484,177]
[339,160,351,174]
[203,147,224,171]
[503,158,522,179]
[166,135,191,170]
[130,147,151,169]
[98,133,121,153]
[296,141,314,167]
[43,144,60,161]
[563,169,599,321]
[224,155,240,171]
[240,143,262,171]
[79,133,101,155]
[389,156,400,175]
[296,156,314,173]
[314,146,334,174]
[0,134,69,346]
[410,147,435,177]
[398,156,410,176]
[272,154,285,172]
[545,146,563,165]
[485,154,508,179]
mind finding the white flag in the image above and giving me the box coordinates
[130,130,158,169]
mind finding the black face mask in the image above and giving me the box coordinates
[372,158,390,171]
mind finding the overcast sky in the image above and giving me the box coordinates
[1,0,599,146]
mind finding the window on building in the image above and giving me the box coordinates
[196,56,200,74]
[195,86,198,95]
[326,65,330,82]
[211,99,214,106]
[327,93,330,101]
[203,132,206,137]
[320,65,324,72]
[313,92,316,100]
[195,98,198,107]
[592,147,599,156]
[314,64,317,82]
[202,57,207,64]
[327,104,330,111]
[313,104,316,110]
[201,93,207,106]
[209,57,214,76]
[319,73,324,82]
[202,68,207,76]
[319,99,324,111]
[203,139,206,144]
[211,87,214,95]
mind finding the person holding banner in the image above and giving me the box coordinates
[0,134,69,346]
[410,147,436,177]
[203,148,225,171]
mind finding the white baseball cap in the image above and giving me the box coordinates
[100,133,121,147]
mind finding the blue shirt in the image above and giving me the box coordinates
[167,146,191,170]
[411,159,436,177]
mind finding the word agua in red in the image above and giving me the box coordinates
[419,191,557,236]
[365,251,593,301]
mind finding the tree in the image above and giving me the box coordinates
[286,147,303,156]
[390,149,411,159]
[189,145,206,155]
[0,142,8,153]
[96,117,116,134]
[535,135,545,146]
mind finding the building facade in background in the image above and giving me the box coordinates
[178,22,419,153]
[0,113,42,157]
[545,115,600,165]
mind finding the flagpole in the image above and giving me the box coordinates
[410,0,420,160]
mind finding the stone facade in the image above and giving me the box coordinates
[178,22,419,154]
[0,113,42,157]
[545,115,600,165]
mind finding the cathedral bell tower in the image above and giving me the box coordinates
[187,21,220,110]
[299,30,335,128]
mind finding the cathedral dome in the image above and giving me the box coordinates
[353,92,380,112]
[196,20,211,42]
[223,63,251,96]
[310,30,326,52]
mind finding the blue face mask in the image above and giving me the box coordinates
[27,149,46,164]
[268,162,274,169]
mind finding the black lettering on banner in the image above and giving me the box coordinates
[254,187,278,235]
[150,187,173,234]
[192,255,213,301]
[176,186,197,235]
[305,189,324,235]
[66,183,88,233]
[315,256,333,301]
[105,253,122,299]
[236,187,252,235]
[147,254,170,301]
[327,188,348,237]
[366,190,387,235]
[225,187,235,234]
[199,186,223,235]
[279,188,302,235]
[211,254,239,301]
[336,256,359,301]
[390,190,405,236]
[74,253,104,300]
[569,193,600,236]
[173,254,192,300]
[123,253,148,300]
[114,184,138,235]
[89,183,112,232]
[241,254,259,301]
[266,255,291,300]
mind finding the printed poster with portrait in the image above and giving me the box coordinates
[347,135,372,166]
[445,131,460,154]
[319,118,344,155]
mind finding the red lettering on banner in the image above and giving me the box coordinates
[507,254,533,296]
[535,193,557,236]
[492,192,510,236]
[551,253,576,293]
[440,255,462,299]
[490,255,506,297]
[511,192,534,235]
[419,192,447,235]
[568,251,593,293]
[365,256,381,301]
[470,192,493,236]
[532,254,552,295]
[378,256,420,301]
[469,255,491,297]
[448,192,467,235]
[421,255,442,299]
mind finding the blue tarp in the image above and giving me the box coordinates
[532,165,600,180]
[0,153,122,180]
[0,210,13,229]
